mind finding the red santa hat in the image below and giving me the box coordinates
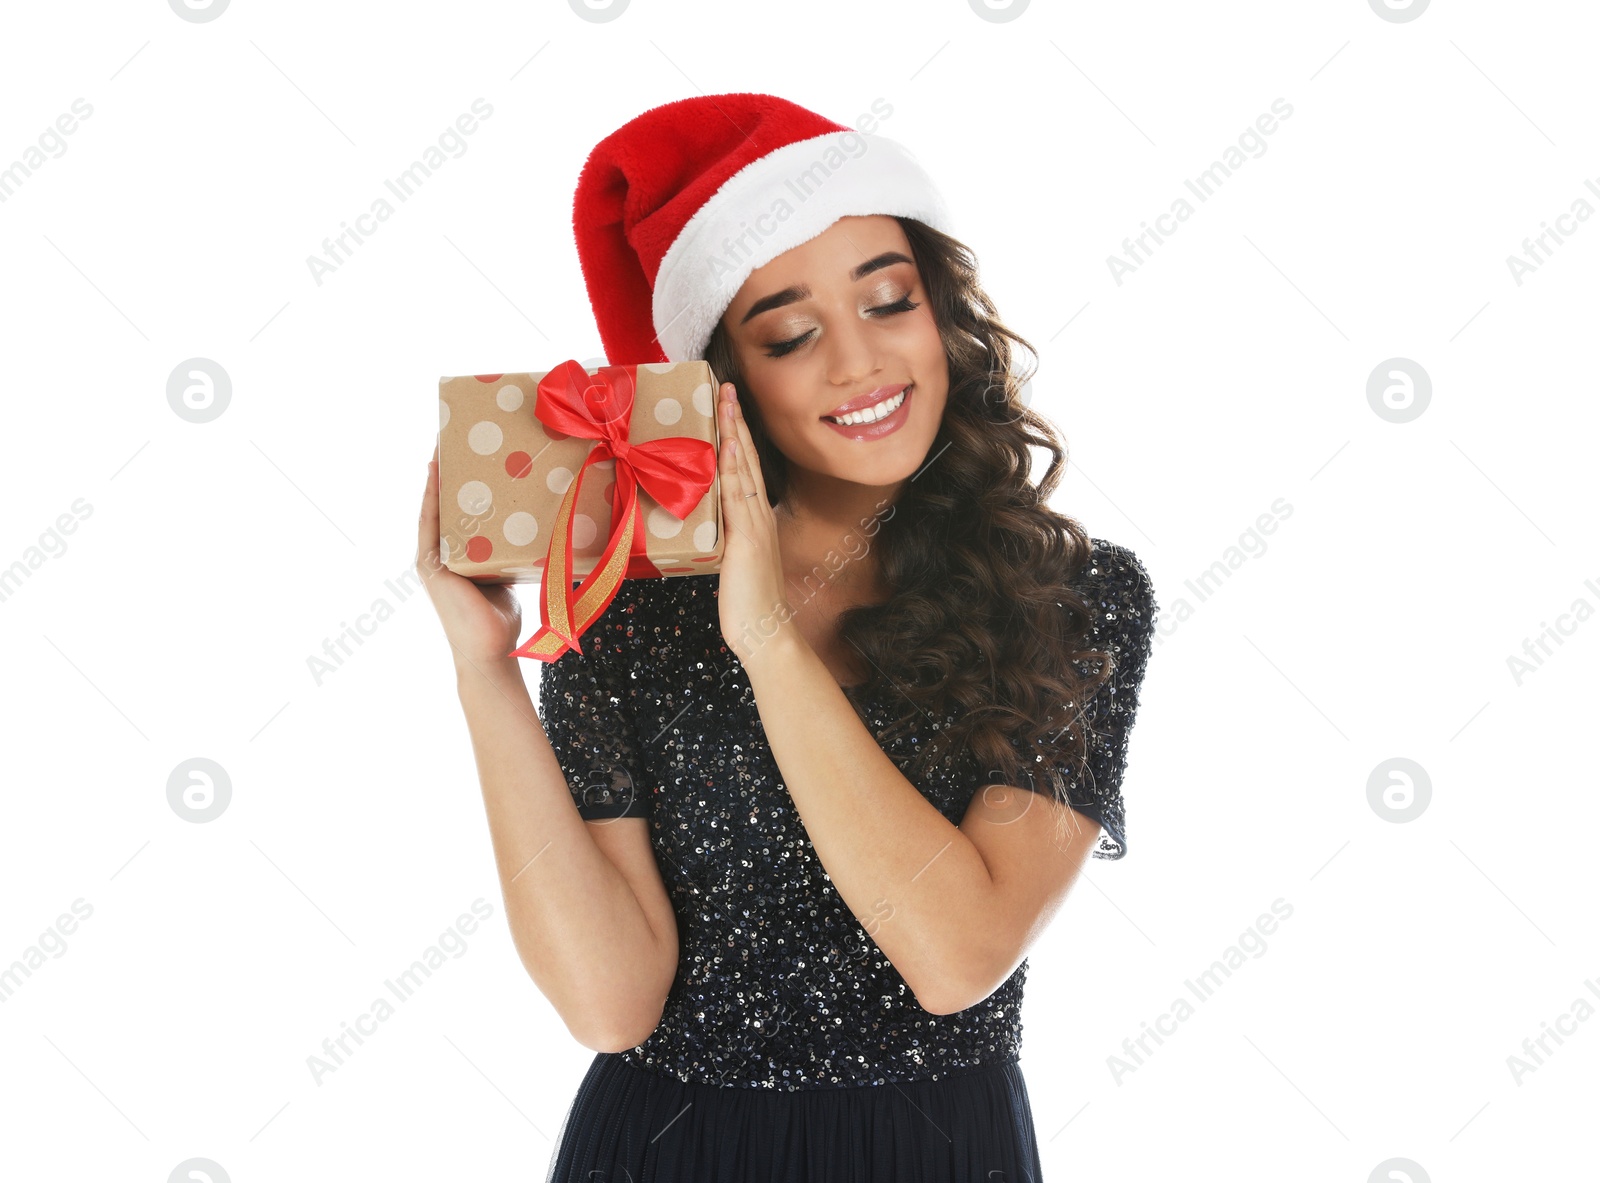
[572,92,956,365]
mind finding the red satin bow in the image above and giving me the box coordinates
[510,360,717,663]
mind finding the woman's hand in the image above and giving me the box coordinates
[715,382,796,668]
[416,442,524,671]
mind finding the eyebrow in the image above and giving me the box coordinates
[738,251,915,325]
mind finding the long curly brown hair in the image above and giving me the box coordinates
[704,216,1113,845]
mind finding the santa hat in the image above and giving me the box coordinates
[572,92,956,365]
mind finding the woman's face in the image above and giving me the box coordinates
[718,215,949,495]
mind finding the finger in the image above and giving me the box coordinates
[718,386,756,545]
[418,442,441,569]
[728,388,768,510]
[722,385,757,503]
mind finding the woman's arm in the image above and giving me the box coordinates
[739,636,1006,1015]
[455,654,677,1052]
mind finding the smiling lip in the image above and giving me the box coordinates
[822,383,910,419]
[821,385,913,440]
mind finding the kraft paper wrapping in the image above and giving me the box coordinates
[437,361,726,594]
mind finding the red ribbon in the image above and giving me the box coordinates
[509,360,717,663]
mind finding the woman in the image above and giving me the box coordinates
[418,93,1158,1182]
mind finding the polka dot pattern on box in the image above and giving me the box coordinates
[435,362,724,586]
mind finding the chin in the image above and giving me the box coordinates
[831,452,927,489]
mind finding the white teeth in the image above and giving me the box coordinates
[827,389,906,426]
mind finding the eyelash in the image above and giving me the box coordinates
[763,294,921,359]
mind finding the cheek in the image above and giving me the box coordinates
[740,376,811,435]
[908,305,941,348]
[911,316,947,380]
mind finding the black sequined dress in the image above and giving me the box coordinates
[538,539,1157,1182]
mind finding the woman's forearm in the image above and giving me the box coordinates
[453,655,671,1051]
[739,632,1002,1015]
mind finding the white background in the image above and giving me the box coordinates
[2,0,1596,1179]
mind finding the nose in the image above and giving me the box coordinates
[824,315,880,390]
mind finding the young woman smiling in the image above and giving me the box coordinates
[417,92,1159,1182]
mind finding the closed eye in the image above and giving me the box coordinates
[764,295,922,359]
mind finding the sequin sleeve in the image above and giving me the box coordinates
[991,540,1158,859]
[536,586,651,821]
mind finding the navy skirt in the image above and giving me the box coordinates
[545,1051,1044,1182]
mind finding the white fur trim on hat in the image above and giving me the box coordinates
[650,130,955,362]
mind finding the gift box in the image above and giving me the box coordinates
[437,359,725,662]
